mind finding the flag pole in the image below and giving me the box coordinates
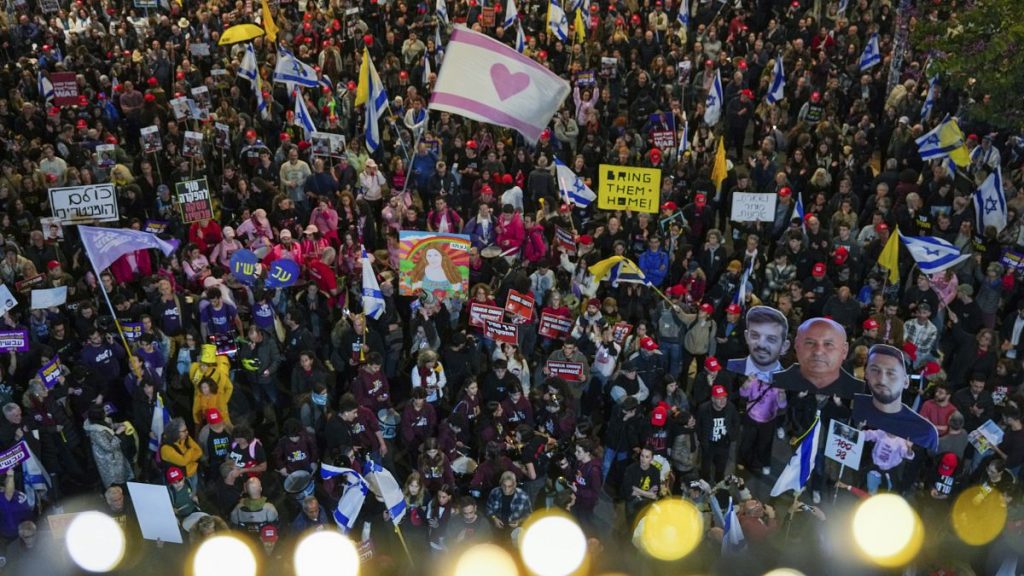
[86,251,135,360]
[393,524,414,564]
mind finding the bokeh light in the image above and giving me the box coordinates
[763,570,807,576]
[294,531,360,576]
[637,498,703,561]
[454,543,519,576]
[66,511,126,572]
[519,514,587,576]
[851,494,924,567]
[951,486,1007,546]
[194,535,257,576]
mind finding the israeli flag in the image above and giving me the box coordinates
[973,166,1007,233]
[901,235,970,275]
[920,75,938,121]
[677,0,689,27]
[733,256,754,308]
[148,394,170,453]
[555,158,595,207]
[255,74,268,118]
[436,0,450,27]
[294,92,318,134]
[363,459,407,525]
[238,42,259,86]
[704,70,723,126]
[794,191,806,232]
[504,0,519,28]
[22,440,52,508]
[361,248,386,320]
[859,33,881,71]
[324,465,370,531]
[274,46,319,88]
[515,20,526,53]
[38,72,54,106]
[915,115,965,162]
[319,73,334,94]
[837,0,848,13]
[363,54,390,153]
[721,497,746,553]
[676,121,689,161]
[766,57,785,104]
[548,0,569,43]
[435,26,444,59]
[771,417,821,497]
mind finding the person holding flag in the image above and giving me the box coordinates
[356,47,390,153]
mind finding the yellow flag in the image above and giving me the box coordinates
[261,0,278,43]
[574,9,585,43]
[878,227,900,284]
[945,118,971,167]
[355,47,371,107]
[710,135,727,192]
[588,256,626,282]
[218,23,266,45]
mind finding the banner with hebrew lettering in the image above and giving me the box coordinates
[230,249,260,285]
[48,184,119,224]
[265,259,300,289]
[175,178,213,223]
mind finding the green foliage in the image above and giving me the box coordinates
[911,0,1024,129]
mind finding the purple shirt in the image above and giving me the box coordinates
[739,378,787,423]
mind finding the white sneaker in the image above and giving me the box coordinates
[812,491,822,504]
[761,466,771,476]
[776,427,785,440]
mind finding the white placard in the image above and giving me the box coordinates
[0,285,16,316]
[823,420,865,470]
[31,286,68,309]
[48,184,119,223]
[730,192,778,222]
[126,482,184,543]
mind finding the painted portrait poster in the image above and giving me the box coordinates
[398,231,470,300]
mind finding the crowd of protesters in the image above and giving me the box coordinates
[0,0,1022,573]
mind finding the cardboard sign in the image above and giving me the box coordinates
[143,220,168,234]
[538,312,572,339]
[731,192,778,222]
[214,122,230,149]
[546,360,586,382]
[49,184,119,223]
[554,226,576,254]
[574,70,596,87]
[40,0,60,13]
[30,286,67,309]
[266,259,300,288]
[612,322,632,345]
[0,285,18,316]
[469,302,504,328]
[175,178,213,223]
[182,130,204,158]
[51,72,79,106]
[484,320,519,345]
[122,322,143,342]
[481,6,495,26]
[230,249,260,285]
[126,482,184,543]
[1000,248,1024,273]
[600,57,618,78]
[140,125,162,154]
[15,274,46,292]
[0,329,29,352]
[38,357,62,389]
[170,96,189,120]
[0,441,29,474]
[597,164,661,213]
[504,290,535,324]
[823,420,865,470]
[652,131,675,149]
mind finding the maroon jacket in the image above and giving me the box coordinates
[352,367,392,413]
[400,403,437,452]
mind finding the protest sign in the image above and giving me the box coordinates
[31,286,68,309]
[143,220,168,234]
[538,312,572,339]
[266,259,300,288]
[126,482,184,543]
[175,178,213,223]
[0,285,17,316]
[823,420,865,470]
[0,441,29,475]
[41,217,64,240]
[96,144,116,167]
[15,274,46,292]
[38,357,62,389]
[182,131,204,158]
[230,249,261,285]
[169,97,189,120]
[481,6,495,26]
[597,165,661,213]
[0,329,29,352]
[968,420,1005,457]
[652,131,675,149]
[214,123,230,149]
[484,320,519,345]
[612,322,633,345]
[49,184,119,223]
[504,290,535,324]
[731,192,778,222]
[469,302,504,329]
[574,70,596,87]
[51,72,79,106]
[40,0,60,13]
[398,231,471,299]
[1000,248,1024,273]
[140,125,162,154]
[122,322,143,342]
[545,360,586,382]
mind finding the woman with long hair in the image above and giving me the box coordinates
[411,348,447,405]
[159,417,203,493]
[417,439,455,494]
[408,246,462,295]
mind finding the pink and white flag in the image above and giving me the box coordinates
[430,26,570,144]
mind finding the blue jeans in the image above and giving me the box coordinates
[867,470,893,494]
[602,448,629,481]
[661,341,683,380]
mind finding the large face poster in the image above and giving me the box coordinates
[725,305,791,378]
[398,231,470,300]
[771,316,864,398]
[852,344,939,452]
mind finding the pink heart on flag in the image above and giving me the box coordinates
[490,63,530,101]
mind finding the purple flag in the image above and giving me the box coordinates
[79,226,179,272]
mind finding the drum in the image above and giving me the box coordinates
[378,409,399,440]
[284,470,315,502]
[451,455,478,477]
[480,245,503,258]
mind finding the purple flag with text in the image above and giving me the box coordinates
[79,225,180,272]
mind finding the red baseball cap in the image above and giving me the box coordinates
[700,303,714,314]
[778,187,792,198]
[726,303,742,315]
[650,402,669,427]
[938,453,958,476]
[466,139,478,149]
[705,357,721,372]
[666,284,686,297]
[166,466,184,484]
[206,409,223,425]
[875,222,889,233]
[833,246,849,265]
[902,341,918,362]
[640,336,659,351]
[741,89,754,99]
[922,361,942,376]
[661,201,677,211]
[711,385,728,398]
[812,262,826,277]
[578,234,593,246]
[863,318,879,330]
[260,524,279,543]
[695,193,707,207]
[76,119,88,129]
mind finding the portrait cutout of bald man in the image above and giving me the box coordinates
[773,317,864,398]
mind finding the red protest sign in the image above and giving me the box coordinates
[484,320,519,345]
[469,302,504,328]
[546,360,586,382]
[504,289,535,324]
[51,72,79,106]
[538,312,573,339]
[612,322,633,345]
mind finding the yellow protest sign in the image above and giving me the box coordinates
[597,164,661,213]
